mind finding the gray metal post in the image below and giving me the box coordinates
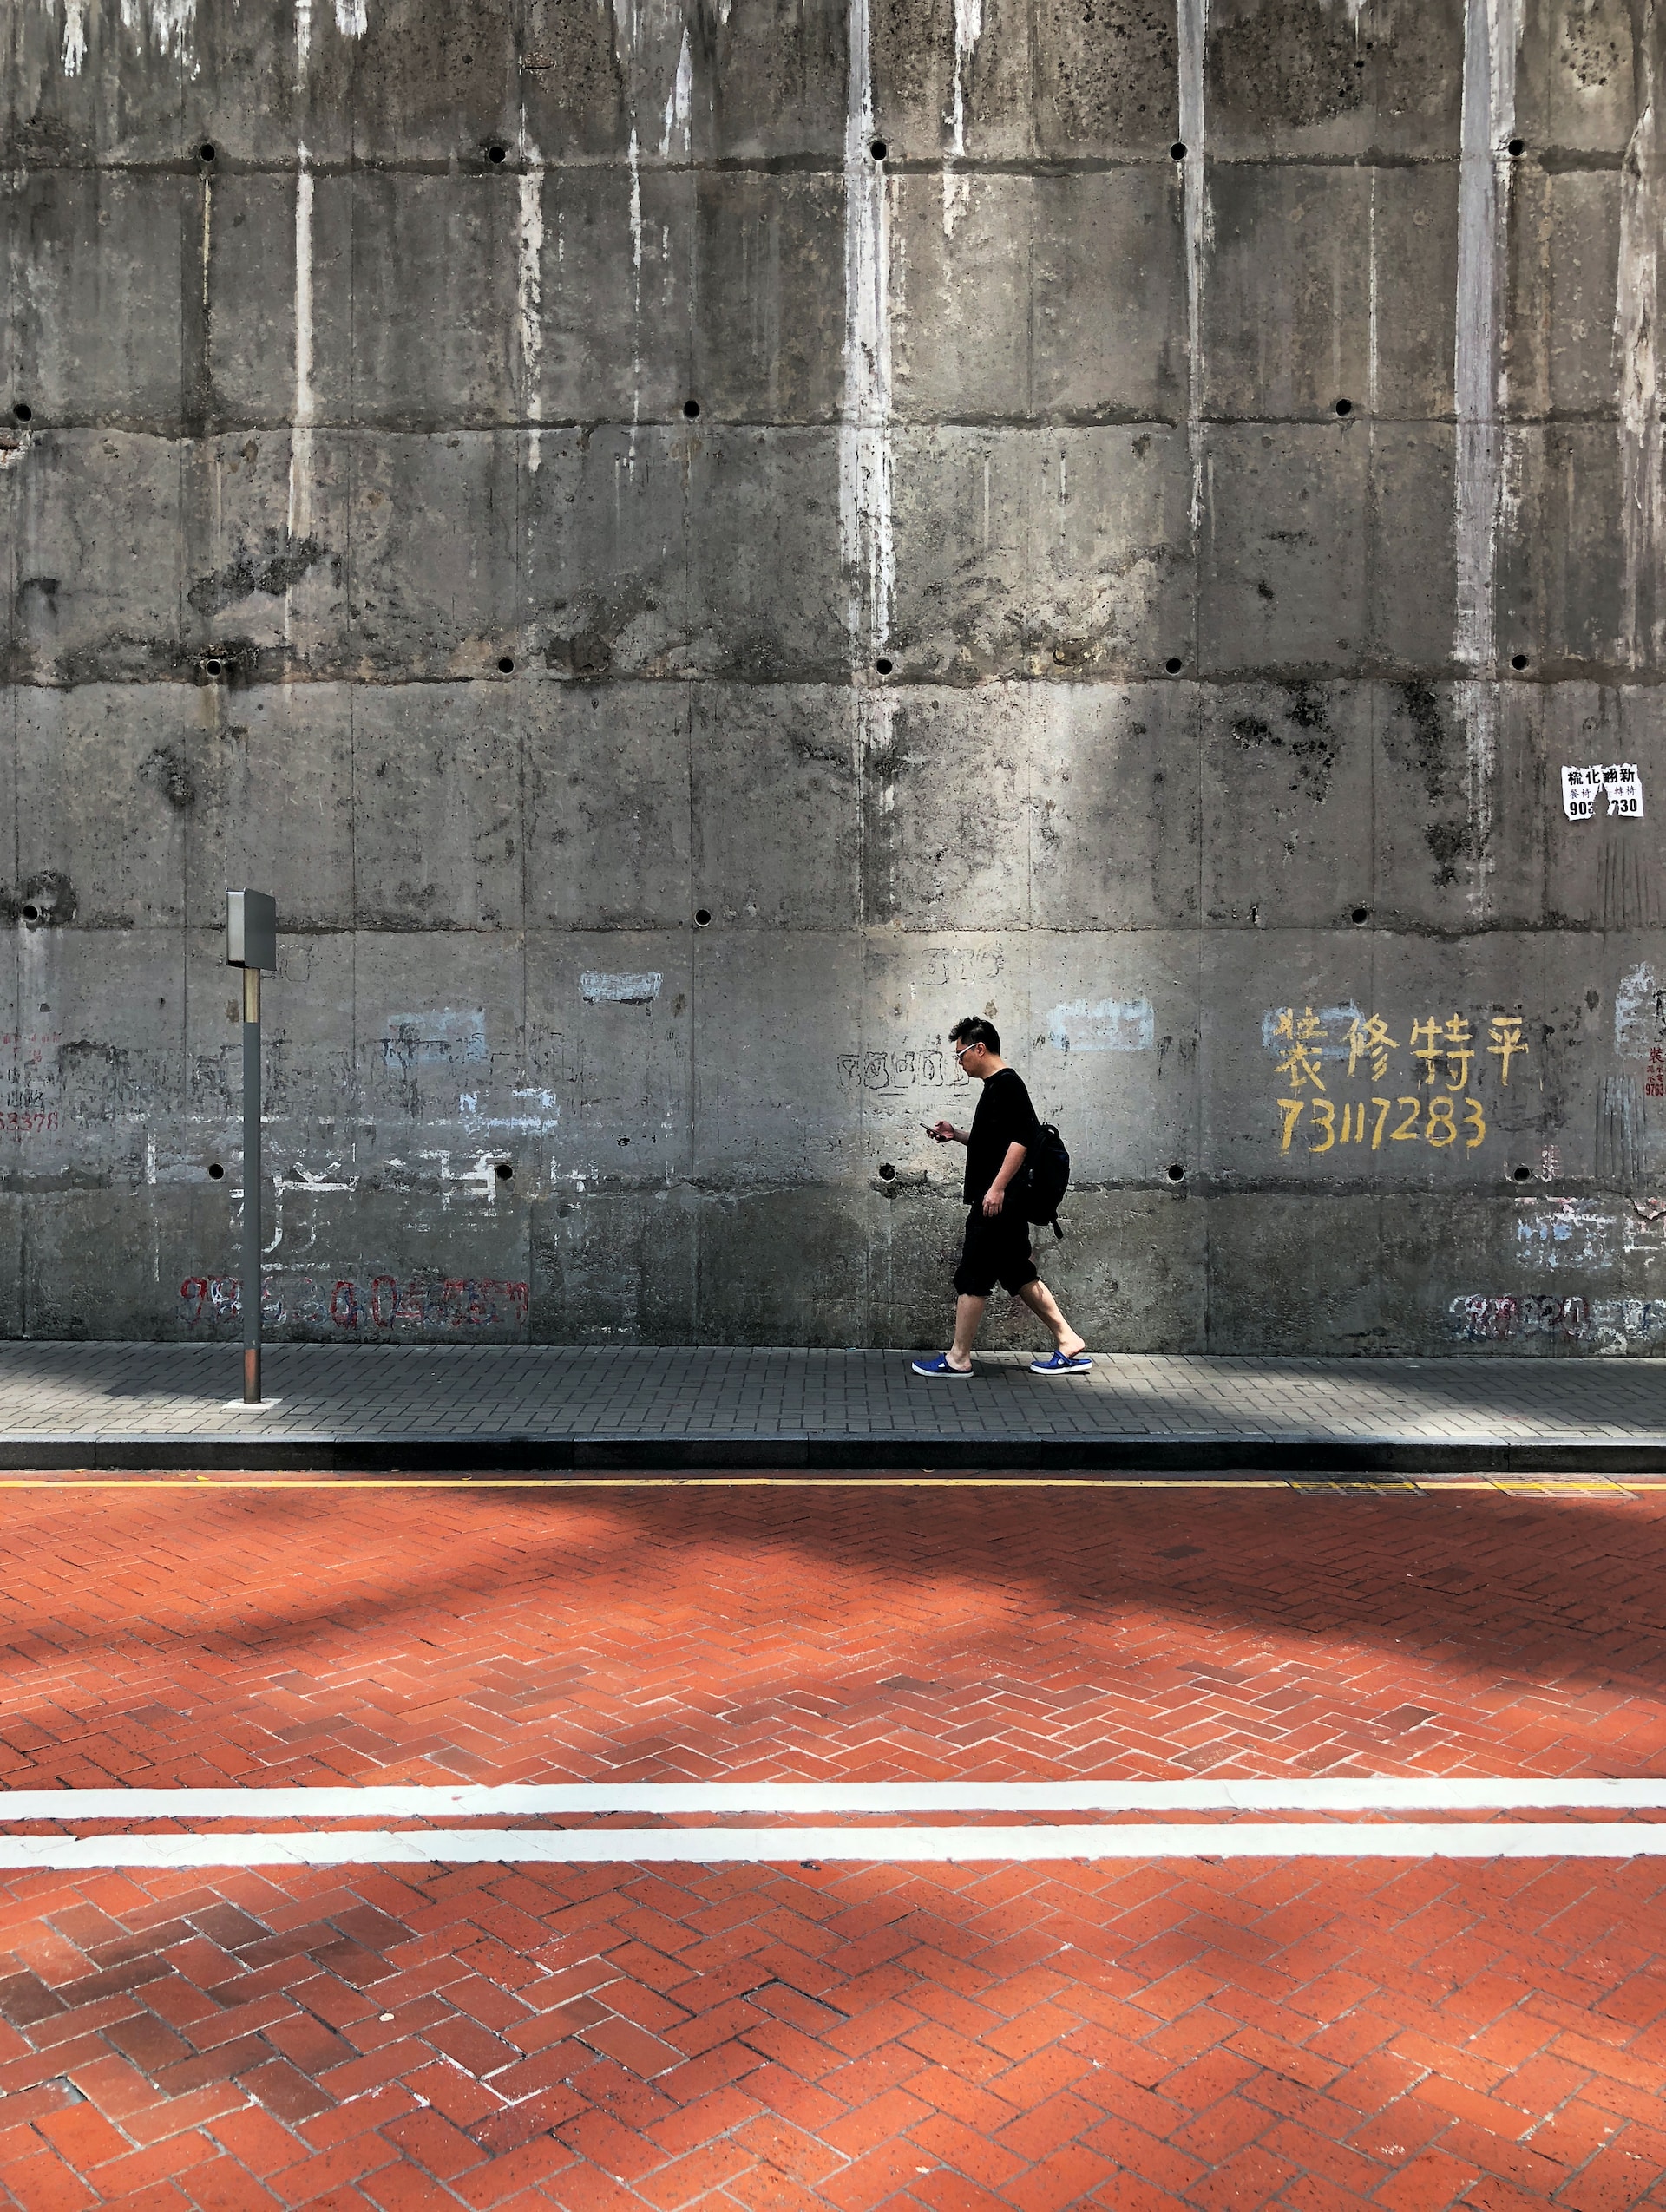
[226,888,277,1406]
[242,965,261,1404]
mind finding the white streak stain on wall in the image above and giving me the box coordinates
[942,0,982,238]
[287,151,315,554]
[295,0,312,73]
[1453,0,1518,920]
[660,29,692,159]
[518,123,546,473]
[60,0,87,73]
[841,0,894,658]
[609,0,690,452]
[1617,8,1663,668]
[627,127,644,430]
[333,0,368,33]
[1176,0,1208,536]
[49,0,219,69]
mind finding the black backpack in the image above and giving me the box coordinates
[1021,1122,1071,1237]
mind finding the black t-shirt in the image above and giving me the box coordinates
[963,1067,1040,1206]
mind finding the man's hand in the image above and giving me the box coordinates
[981,1185,1005,1217]
[928,1120,961,1144]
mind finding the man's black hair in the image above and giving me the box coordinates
[950,1015,1000,1056]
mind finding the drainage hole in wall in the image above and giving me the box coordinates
[1164,656,1183,673]
[1508,137,1524,156]
[198,141,216,161]
[203,659,223,678]
[1166,1163,1186,1182]
[208,1162,225,1181]
[497,655,515,672]
[1170,141,1186,160]
[488,142,508,162]
[1512,1163,1532,1181]
[618,1135,630,1146]
[869,138,887,159]
[495,1161,513,1181]
[683,397,700,419]
[1350,906,1369,925]
[21,905,39,922]
[1511,652,1528,670]
[1335,397,1353,416]
[878,1162,896,1181]
[13,402,31,422]
[695,907,712,926]
[875,655,893,674]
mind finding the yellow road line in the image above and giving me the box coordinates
[0,1474,1658,1494]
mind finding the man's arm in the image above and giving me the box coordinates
[981,1138,1028,1215]
[928,1120,969,1145]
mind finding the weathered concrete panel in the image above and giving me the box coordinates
[3,0,1665,1358]
[10,172,187,429]
[352,684,520,932]
[691,685,859,929]
[12,432,184,684]
[693,173,842,424]
[528,684,692,929]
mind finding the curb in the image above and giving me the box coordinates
[3,1436,1665,1475]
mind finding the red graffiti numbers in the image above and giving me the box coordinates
[180,1271,530,1333]
[1450,1293,1589,1343]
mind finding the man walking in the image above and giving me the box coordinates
[911,1016,1092,1377]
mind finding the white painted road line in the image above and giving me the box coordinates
[3,1824,1666,1869]
[4,1779,1666,1821]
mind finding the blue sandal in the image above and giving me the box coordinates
[911,1353,974,1378]
[1031,1350,1093,1374]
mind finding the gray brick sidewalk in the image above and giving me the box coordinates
[0,1344,1663,1473]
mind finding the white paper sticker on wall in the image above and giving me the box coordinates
[1563,762,1643,820]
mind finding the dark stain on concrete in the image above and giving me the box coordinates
[143,749,196,810]
[2,872,78,928]
[1228,681,1336,802]
[1206,0,1368,130]
[187,535,330,618]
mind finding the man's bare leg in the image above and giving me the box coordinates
[1017,1279,1086,1358]
[948,1293,987,1368]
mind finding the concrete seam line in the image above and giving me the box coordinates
[7,1780,1666,1819]
[4,1825,1666,1868]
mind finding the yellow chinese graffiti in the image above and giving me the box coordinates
[1268,1006,1529,1155]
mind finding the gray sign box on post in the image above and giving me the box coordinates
[226,889,278,972]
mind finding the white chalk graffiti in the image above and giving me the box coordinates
[1047,998,1156,1054]
[1615,964,1666,1063]
[381,1011,489,1069]
[1260,1004,1362,1062]
[1513,1196,1666,1273]
[580,971,662,1005]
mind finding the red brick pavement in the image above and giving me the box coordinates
[0,1850,1663,2212]
[2,1484,1666,2209]
[1,1485,1665,1790]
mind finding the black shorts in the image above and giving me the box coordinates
[954,1206,1039,1298]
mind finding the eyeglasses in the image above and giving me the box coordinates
[954,1044,974,1061]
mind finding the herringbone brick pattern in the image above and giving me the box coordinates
[4,1485,1666,2207]
[2,1850,1665,2211]
[2,1487,1666,1790]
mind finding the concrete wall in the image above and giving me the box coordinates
[2,0,1664,1355]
